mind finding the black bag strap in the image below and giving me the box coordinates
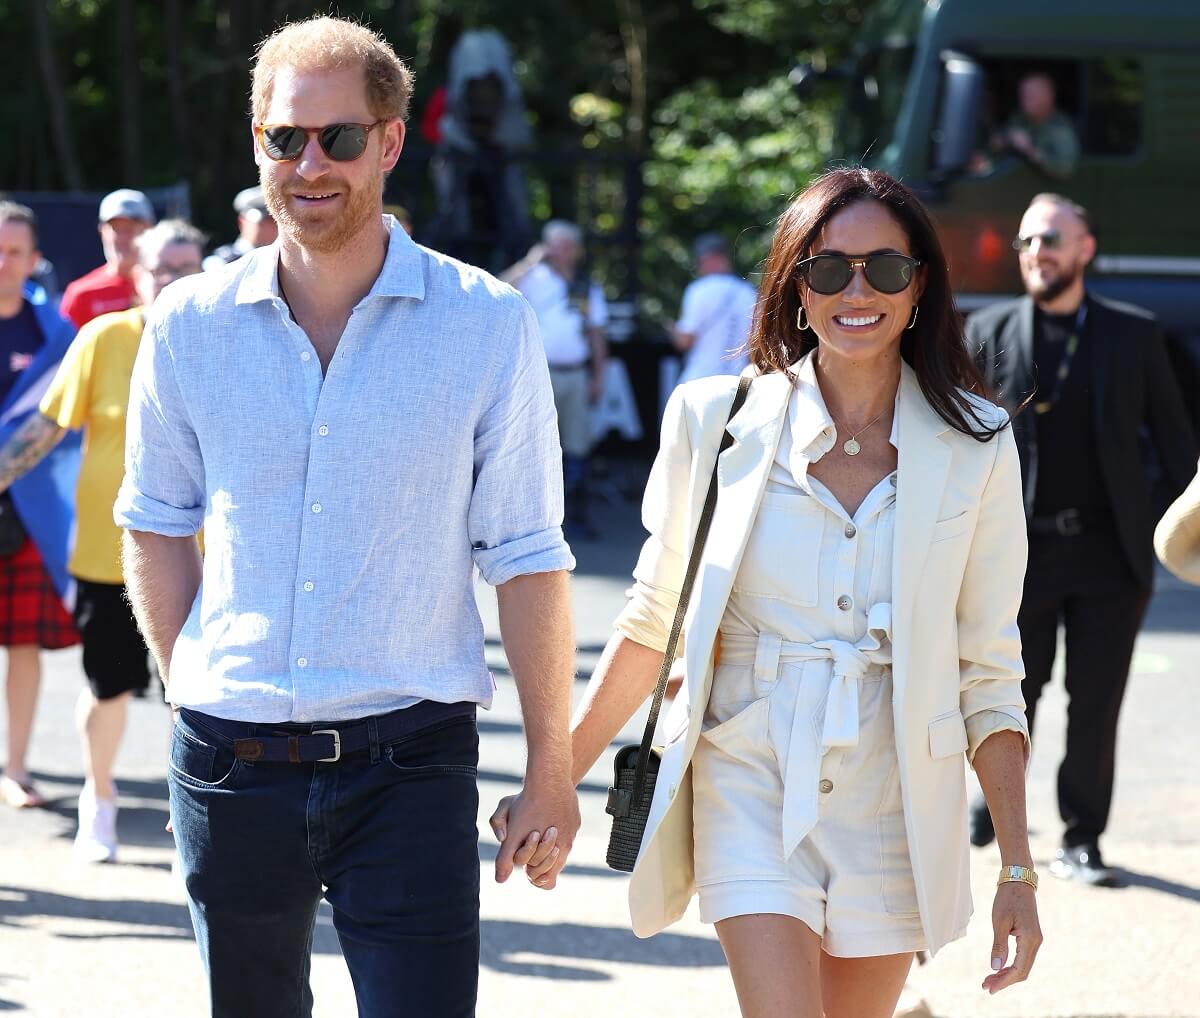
[629,374,752,802]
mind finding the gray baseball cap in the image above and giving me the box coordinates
[233,186,270,219]
[98,188,155,225]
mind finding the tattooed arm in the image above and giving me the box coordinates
[0,413,67,493]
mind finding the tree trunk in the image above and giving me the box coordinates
[29,0,84,190]
[164,0,191,179]
[116,0,143,183]
[616,0,649,152]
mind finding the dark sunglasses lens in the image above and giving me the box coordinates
[806,257,853,294]
[864,255,915,293]
[263,126,305,161]
[320,124,369,161]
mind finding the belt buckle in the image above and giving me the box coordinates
[1056,509,1082,537]
[313,729,341,763]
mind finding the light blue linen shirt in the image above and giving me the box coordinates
[114,217,575,722]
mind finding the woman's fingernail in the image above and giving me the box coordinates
[991,957,1003,971]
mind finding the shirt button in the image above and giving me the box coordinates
[301,351,312,362]
[837,595,853,611]
[318,425,329,437]
[311,502,322,514]
[296,657,308,668]
[844,523,857,539]
[819,779,834,793]
[303,581,314,592]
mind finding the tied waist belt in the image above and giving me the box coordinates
[717,602,892,857]
[179,699,476,764]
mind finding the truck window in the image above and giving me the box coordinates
[1083,58,1142,156]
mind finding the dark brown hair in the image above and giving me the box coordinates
[748,167,1004,441]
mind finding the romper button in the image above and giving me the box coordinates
[837,595,852,611]
[669,784,677,800]
[844,523,856,538]
[819,779,834,793]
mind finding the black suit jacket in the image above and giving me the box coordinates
[966,292,1197,589]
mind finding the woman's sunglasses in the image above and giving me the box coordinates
[796,253,921,295]
[254,120,387,163]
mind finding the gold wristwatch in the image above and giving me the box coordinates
[997,864,1038,890]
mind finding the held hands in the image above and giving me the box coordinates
[490,776,580,890]
[983,881,1042,994]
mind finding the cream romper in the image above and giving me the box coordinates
[690,376,927,958]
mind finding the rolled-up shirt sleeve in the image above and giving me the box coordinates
[957,420,1031,766]
[614,385,694,653]
[469,296,576,586]
[113,311,206,536]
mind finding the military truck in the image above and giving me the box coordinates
[793,0,1200,409]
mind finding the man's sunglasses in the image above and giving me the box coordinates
[796,253,921,295]
[1012,230,1062,252]
[254,120,388,162]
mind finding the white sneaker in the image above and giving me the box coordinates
[74,783,118,863]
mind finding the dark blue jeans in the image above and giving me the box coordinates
[169,706,480,1018]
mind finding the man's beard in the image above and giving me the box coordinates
[1024,259,1082,303]
[261,165,381,255]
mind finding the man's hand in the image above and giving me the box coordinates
[490,776,580,889]
[1007,127,1034,157]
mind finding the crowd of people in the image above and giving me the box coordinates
[0,14,1197,1018]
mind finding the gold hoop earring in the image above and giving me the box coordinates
[796,305,809,331]
[906,305,919,330]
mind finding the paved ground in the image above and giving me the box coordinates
[1,486,1198,1017]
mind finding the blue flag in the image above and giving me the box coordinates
[0,284,83,604]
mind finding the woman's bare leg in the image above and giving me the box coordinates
[716,913,823,1018]
[821,950,914,1018]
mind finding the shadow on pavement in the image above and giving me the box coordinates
[1110,867,1200,902]
[480,918,724,980]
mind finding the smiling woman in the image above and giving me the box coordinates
[556,167,1043,1016]
[751,168,1004,443]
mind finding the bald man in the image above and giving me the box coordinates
[967,193,1195,885]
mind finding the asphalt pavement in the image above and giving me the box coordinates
[1,483,1197,1017]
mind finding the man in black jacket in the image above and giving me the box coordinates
[966,193,1196,885]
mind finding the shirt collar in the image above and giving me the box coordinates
[787,350,902,477]
[234,214,425,307]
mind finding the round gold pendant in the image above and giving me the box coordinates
[844,438,861,456]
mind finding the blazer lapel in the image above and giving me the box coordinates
[681,370,792,715]
[1012,296,1036,401]
[891,364,952,703]
[1084,296,1113,435]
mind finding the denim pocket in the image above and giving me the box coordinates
[169,720,242,789]
[383,717,478,778]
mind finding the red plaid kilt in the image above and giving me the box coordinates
[0,538,79,648]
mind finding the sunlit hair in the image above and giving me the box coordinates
[542,220,583,247]
[251,16,414,124]
[747,167,1005,442]
[0,201,38,248]
[1027,192,1091,235]
[135,219,206,266]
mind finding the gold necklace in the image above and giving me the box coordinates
[834,407,888,456]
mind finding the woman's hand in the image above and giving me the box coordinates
[982,881,1042,993]
[489,793,566,889]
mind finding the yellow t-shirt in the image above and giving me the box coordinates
[39,307,144,585]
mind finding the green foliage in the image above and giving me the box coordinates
[1,0,873,325]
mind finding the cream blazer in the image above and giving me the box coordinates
[616,363,1029,954]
